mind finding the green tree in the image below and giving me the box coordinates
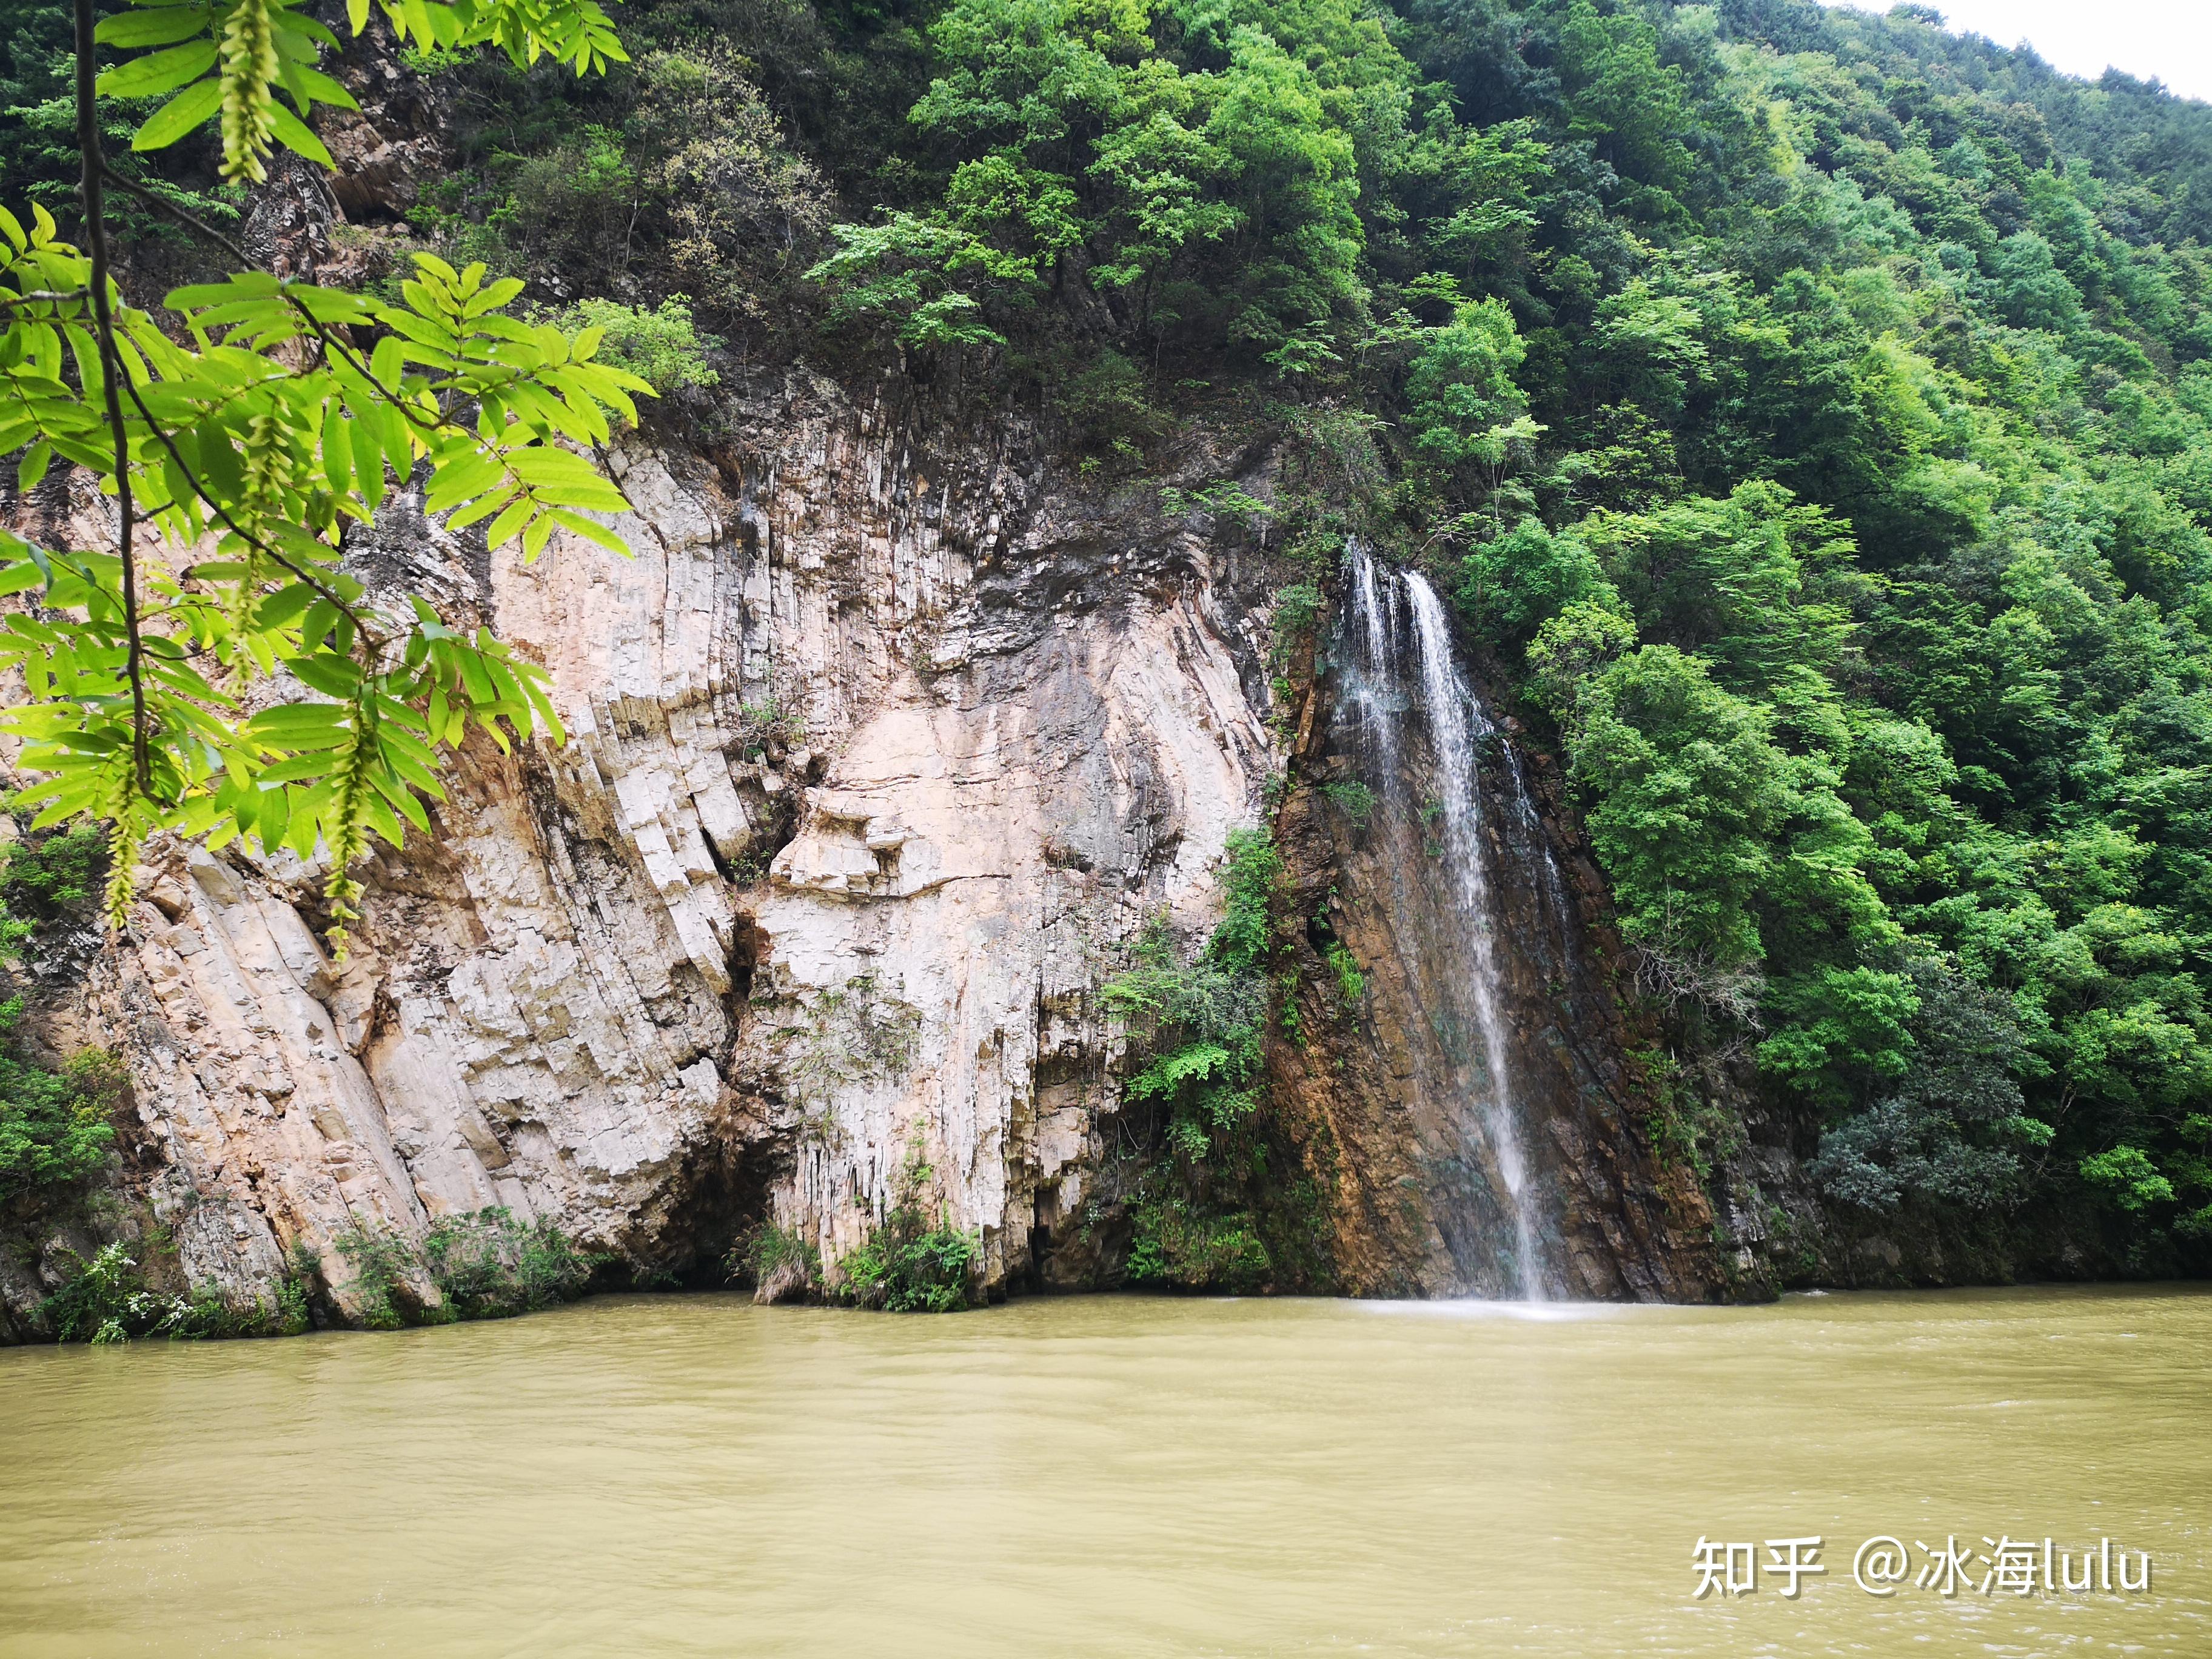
[1405,295,1541,497]
[1542,640,1783,1007]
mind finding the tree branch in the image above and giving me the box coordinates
[115,369,391,655]
[75,0,150,797]
[96,163,251,270]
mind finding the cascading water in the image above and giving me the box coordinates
[1336,544,1566,1299]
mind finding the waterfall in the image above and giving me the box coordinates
[1337,545,1557,1299]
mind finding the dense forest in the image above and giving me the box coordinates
[6,0,2212,1276]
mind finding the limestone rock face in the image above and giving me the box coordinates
[1,365,1748,1335]
[9,379,1287,1325]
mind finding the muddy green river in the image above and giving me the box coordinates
[1,1284,2206,1657]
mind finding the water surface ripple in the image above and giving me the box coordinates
[2,1285,2207,1657]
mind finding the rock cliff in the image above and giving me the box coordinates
[2,365,1738,1330]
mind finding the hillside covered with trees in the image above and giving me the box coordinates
[7,0,2212,1276]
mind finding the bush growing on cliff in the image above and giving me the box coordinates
[0,824,104,925]
[730,1221,822,1297]
[0,1028,119,1198]
[38,1240,308,1343]
[391,39,835,332]
[1325,942,1364,1008]
[550,297,722,395]
[422,1208,598,1319]
[41,1243,174,1344]
[803,0,1381,365]
[1319,781,1376,831]
[836,1146,980,1312]
[334,1210,598,1328]
[330,1223,420,1330]
[1105,828,1330,1292]
[0,833,121,1201]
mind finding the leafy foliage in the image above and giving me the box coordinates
[836,1144,980,1312]
[0,822,104,916]
[396,39,834,327]
[729,1220,822,1292]
[1104,827,1330,1289]
[421,1206,597,1317]
[39,1236,310,1341]
[40,1240,171,1341]
[1318,779,1375,829]
[334,1207,595,1326]
[1382,0,2212,1252]
[1,0,647,959]
[552,295,721,394]
[805,0,1399,366]
[0,1020,117,1196]
[0,828,118,1199]
[92,0,622,190]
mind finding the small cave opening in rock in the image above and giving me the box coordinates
[643,1131,793,1295]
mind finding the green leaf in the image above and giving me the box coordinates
[258,754,337,785]
[255,781,290,849]
[288,653,361,699]
[96,39,216,100]
[244,702,347,739]
[281,64,360,113]
[352,414,386,511]
[265,100,334,169]
[370,766,431,833]
[544,509,630,558]
[452,645,496,706]
[320,399,352,497]
[96,7,212,48]
[254,581,318,629]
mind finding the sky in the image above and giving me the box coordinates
[1822,1,2212,103]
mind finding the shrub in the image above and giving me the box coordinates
[1269,581,1322,665]
[1326,942,1365,1007]
[330,1222,420,1330]
[2079,1147,2175,1213]
[636,48,834,320]
[423,1208,597,1318]
[1127,1196,1271,1291]
[41,1241,315,1343]
[495,124,638,273]
[784,974,923,1102]
[0,824,104,920]
[554,296,722,395]
[333,1209,597,1327]
[1319,780,1376,829]
[0,1031,119,1198]
[41,1243,176,1344]
[1102,827,1329,1291]
[736,695,806,760]
[837,1147,980,1312]
[730,1222,822,1294]
[1053,349,1171,451]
